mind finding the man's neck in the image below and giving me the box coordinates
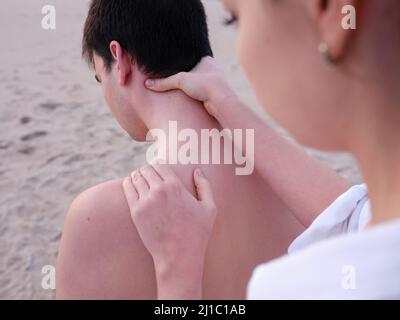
[132,89,224,195]
[139,90,220,137]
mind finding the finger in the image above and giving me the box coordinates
[145,72,186,92]
[151,164,178,182]
[131,170,149,198]
[139,165,163,188]
[122,177,138,208]
[193,168,215,206]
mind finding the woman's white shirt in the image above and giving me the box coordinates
[247,184,400,299]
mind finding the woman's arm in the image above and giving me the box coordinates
[145,57,350,227]
[215,95,351,227]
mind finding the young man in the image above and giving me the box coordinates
[56,0,304,299]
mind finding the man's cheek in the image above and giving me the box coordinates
[103,86,115,109]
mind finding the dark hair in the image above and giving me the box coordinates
[82,0,213,78]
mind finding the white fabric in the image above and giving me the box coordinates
[247,184,400,299]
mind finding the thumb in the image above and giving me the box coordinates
[145,72,186,92]
[193,168,215,206]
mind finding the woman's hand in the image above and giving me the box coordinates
[122,165,217,299]
[145,56,237,121]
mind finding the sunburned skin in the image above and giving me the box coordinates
[56,90,304,299]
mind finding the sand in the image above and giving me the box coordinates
[0,0,362,300]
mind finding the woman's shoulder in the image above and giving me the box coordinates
[248,218,400,300]
[288,184,370,253]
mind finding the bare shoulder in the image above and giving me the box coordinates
[66,179,131,229]
[56,179,156,299]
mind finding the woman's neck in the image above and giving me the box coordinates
[351,89,400,226]
[358,147,400,226]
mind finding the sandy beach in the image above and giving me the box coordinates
[0,0,361,299]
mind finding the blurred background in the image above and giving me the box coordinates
[0,0,361,299]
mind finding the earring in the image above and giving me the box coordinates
[318,42,335,64]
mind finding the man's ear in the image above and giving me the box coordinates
[309,0,359,62]
[109,40,133,86]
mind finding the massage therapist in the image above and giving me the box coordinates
[122,0,400,299]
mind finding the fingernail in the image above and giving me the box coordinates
[146,79,155,87]
[196,168,205,178]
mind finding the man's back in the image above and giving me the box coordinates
[57,159,303,299]
[66,0,303,299]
